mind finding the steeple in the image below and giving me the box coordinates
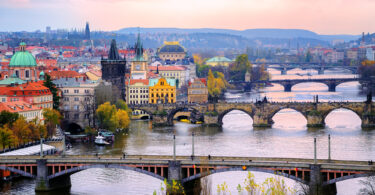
[134,32,144,61]
[108,39,121,60]
[85,22,90,40]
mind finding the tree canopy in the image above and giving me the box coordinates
[44,74,60,110]
[96,102,130,132]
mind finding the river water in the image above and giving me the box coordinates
[1,68,374,195]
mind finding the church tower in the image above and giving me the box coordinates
[85,22,90,40]
[130,32,148,79]
[101,39,127,101]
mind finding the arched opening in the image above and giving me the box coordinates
[140,115,150,120]
[325,108,361,129]
[221,110,253,130]
[291,82,328,92]
[335,81,360,92]
[271,108,307,129]
[67,123,83,134]
[131,109,151,120]
[176,115,189,121]
[324,68,353,75]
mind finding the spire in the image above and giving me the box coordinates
[134,31,144,60]
[85,22,90,40]
[108,39,121,60]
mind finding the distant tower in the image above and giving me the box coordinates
[101,39,127,101]
[85,22,90,40]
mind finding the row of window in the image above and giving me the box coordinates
[129,100,148,104]
[63,97,91,101]
[161,72,180,77]
[63,89,90,94]
[129,95,148,99]
[64,113,90,119]
[21,111,40,119]
[150,93,174,98]
[150,88,174,92]
[150,99,175,104]
[130,89,148,94]
[162,54,183,58]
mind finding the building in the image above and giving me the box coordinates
[130,33,148,79]
[205,56,233,67]
[8,42,38,81]
[346,48,358,61]
[45,70,85,80]
[53,77,98,130]
[85,22,90,40]
[101,39,127,101]
[366,48,375,61]
[126,79,149,105]
[149,78,176,104]
[187,78,208,103]
[0,101,43,122]
[148,65,187,88]
[157,41,186,62]
[245,70,251,82]
[0,81,53,109]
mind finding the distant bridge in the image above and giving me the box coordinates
[252,63,358,75]
[129,100,375,128]
[1,155,374,194]
[230,77,360,92]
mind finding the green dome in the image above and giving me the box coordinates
[9,43,37,67]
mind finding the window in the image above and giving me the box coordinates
[74,105,79,110]
[74,89,79,93]
[85,89,89,94]
[15,70,19,77]
[74,97,79,101]
[64,105,69,110]
[64,97,69,101]
[63,89,69,93]
[85,114,89,119]
[84,97,90,101]
[74,113,79,119]
[25,70,30,78]
[65,113,69,119]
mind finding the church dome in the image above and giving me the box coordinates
[9,42,37,67]
[158,42,186,53]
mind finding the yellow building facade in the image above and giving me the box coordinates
[149,78,176,104]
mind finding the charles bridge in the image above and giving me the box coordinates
[1,154,374,194]
[129,99,375,128]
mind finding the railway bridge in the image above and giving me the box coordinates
[0,155,374,195]
[129,99,375,128]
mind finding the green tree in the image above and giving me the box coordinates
[43,108,62,137]
[0,125,16,149]
[0,111,19,127]
[229,54,252,81]
[44,74,60,110]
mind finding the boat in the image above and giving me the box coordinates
[94,135,109,146]
[180,119,190,123]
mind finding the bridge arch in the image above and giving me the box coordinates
[181,167,308,185]
[167,107,199,125]
[131,108,153,120]
[0,166,35,178]
[324,172,375,186]
[47,164,165,181]
[218,108,254,125]
[268,107,308,124]
[323,107,362,121]
[290,82,329,92]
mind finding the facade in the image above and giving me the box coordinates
[149,78,176,104]
[148,65,187,88]
[346,49,358,61]
[205,56,233,67]
[54,77,98,129]
[187,78,208,103]
[126,79,149,105]
[366,48,375,61]
[101,39,127,101]
[245,70,251,82]
[0,101,43,122]
[8,42,38,81]
[157,41,186,61]
[0,81,53,109]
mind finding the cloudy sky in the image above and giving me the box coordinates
[0,0,373,34]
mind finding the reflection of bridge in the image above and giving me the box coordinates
[231,77,359,92]
[130,101,375,128]
[3,155,374,194]
[252,63,358,75]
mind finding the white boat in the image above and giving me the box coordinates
[94,135,109,146]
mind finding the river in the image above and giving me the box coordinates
[1,68,374,195]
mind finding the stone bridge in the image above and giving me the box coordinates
[254,63,358,75]
[1,155,374,195]
[129,101,375,128]
[269,78,359,92]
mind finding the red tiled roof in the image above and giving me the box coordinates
[129,79,149,85]
[0,101,41,113]
[46,70,85,80]
[0,81,51,96]
[36,59,57,67]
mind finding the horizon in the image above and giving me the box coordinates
[1,0,374,35]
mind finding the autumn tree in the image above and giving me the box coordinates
[44,74,60,110]
[43,108,62,137]
[207,69,229,102]
[11,117,31,144]
[28,119,47,140]
[96,102,130,132]
[117,109,130,130]
[229,54,252,81]
[0,125,16,149]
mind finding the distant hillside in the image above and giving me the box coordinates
[117,27,360,42]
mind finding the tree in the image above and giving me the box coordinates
[28,119,47,140]
[11,117,31,144]
[117,109,130,130]
[44,74,60,110]
[0,125,16,149]
[207,69,229,102]
[229,54,252,81]
[0,111,19,127]
[358,176,375,195]
[96,102,118,132]
[43,108,62,137]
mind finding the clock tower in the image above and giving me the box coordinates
[130,32,148,79]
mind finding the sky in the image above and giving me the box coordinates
[0,0,374,35]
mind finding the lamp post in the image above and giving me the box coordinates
[173,134,176,161]
[40,137,43,158]
[328,134,331,162]
[192,132,195,158]
[314,137,317,164]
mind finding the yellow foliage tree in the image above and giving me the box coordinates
[12,117,31,144]
[0,125,16,149]
[43,108,62,137]
[96,102,131,132]
[207,69,229,102]
[117,109,130,130]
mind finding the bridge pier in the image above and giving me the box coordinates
[35,159,71,192]
[253,112,272,127]
[152,115,171,126]
[284,84,292,92]
[318,68,324,75]
[204,115,220,126]
[328,83,336,92]
[309,164,337,195]
[307,113,325,128]
[361,113,375,128]
[281,69,287,75]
